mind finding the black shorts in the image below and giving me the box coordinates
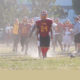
[20,36,29,46]
[74,33,80,43]
[40,35,50,47]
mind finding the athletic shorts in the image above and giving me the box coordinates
[20,36,29,46]
[74,33,80,43]
[40,35,50,47]
[54,34,62,44]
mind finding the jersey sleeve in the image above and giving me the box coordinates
[52,23,57,28]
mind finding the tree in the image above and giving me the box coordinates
[0,0,30,27]
[72,0,80,14]
[0,0,18,27]
[31,0,56,17]
[0,0,67,28]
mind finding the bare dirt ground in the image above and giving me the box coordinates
[0,43,75,58]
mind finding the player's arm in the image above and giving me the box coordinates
[50,26,53,39]
[73,23,79,35]
[29,24,36,37]
[51,23,57,39]
[36,28,39,40]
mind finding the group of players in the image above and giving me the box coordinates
[5,10,80,59]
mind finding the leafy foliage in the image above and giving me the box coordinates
[72,0,80,14]
[0,0,66,27]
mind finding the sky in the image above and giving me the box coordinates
[55,0,72,6]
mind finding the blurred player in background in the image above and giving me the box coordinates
[53,19,63,52]
[19,17,31,54]
[12,19,19,52]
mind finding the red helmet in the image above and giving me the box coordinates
[41,10,48,16]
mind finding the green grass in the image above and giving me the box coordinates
[0,56,80,70]
[0,45,80,70]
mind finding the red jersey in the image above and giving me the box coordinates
[55,23,63,33]
[36,19,53,37]
[19,23,31,36]
[63,23,73,31]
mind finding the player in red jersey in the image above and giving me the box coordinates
[53,19,64,51]
[30,11,53,58]
[62,20,73,52]
[63,20,73,31]
[19,17,31,54]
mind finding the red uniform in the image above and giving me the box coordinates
[36,19,53,58]
[54,23,64,33]
[63,23,73,31]
[19,23,31,52]
[19,23,31,37]
[36,19,53,37]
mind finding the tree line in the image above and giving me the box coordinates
[0,0,79,28]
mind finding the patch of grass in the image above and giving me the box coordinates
[0,57,80,70]
[0,45,80,70]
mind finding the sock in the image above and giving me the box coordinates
[41,48,45,57]
[44,48,49,56]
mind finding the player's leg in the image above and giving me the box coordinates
[67,36,72,52]
[52,35,56,51]
[54,35,57,51]
[75,33,80,53]
[40,36,46,58]
[15,35,19,52]
[40,35,50,59]
[25,38,29,55]
[74,34,77,51]
[67,44,70,52]
[20,36,25,51]
[58,35,63,51]
[13,35,17,52]
[38,41,42,58]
